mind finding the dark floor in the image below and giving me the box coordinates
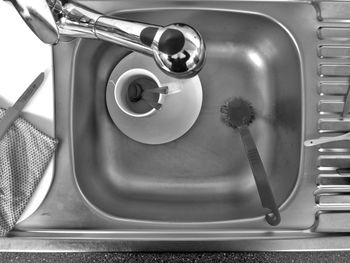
[0,252,349,263]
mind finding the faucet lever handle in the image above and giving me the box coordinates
[7,0,59,44]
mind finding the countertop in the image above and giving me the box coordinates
[0,1,55,223]
[0,2,54,126]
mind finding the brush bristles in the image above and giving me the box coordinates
[220,97,255,129]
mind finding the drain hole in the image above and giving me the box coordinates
[126,77,160,114]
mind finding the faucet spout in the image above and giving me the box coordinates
[7,0,206,78]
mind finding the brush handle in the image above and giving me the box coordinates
[304,132,350,147]
[238,126,281,226]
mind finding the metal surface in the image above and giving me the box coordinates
[4,0,350,252]
[342,85,350,118]
[0,72,45,140]
[6,0,205,79]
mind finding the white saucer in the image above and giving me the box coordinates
[106,53,203,145]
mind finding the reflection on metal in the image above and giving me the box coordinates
[247,51,264,68]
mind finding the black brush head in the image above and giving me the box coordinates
[220,97,255,129]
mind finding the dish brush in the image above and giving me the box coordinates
[220,97,281,226]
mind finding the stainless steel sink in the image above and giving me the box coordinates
[5,0,350,252]
[72,9,301,222]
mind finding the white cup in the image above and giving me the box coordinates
[114,68,182,118]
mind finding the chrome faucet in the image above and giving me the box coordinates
[5,0,205,78]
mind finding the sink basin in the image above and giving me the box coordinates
[72,9,302,222]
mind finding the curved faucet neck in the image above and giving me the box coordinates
[7,0,206,78]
